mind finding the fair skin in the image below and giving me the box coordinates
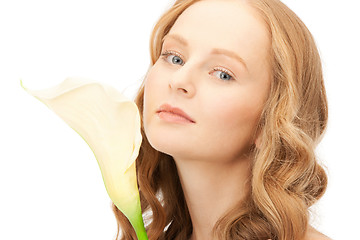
[143,0,330,239]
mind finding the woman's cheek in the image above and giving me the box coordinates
[146,64,167,90]
[204,93,260,132]
[143,66,165,126]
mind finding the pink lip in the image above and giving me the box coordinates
[156,104,196,123]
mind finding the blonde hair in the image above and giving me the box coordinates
[112,0,328,239]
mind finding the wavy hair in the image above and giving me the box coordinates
[112,0,328,239]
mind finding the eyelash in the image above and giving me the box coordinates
[160,50,235,81]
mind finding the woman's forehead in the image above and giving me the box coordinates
[170,1,267,41]
[166,0,271,76]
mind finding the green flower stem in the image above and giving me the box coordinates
[126,199,149,240]
[133,224,149,240]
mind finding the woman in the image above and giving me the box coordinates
[112,0,330,239]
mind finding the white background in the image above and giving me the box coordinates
[0,0,359,239]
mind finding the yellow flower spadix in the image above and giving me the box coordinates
[21,78,148,240]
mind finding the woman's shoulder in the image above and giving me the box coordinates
[304,226,332,240]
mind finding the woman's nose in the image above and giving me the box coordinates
[168,62,196,98]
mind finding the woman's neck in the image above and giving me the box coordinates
[173,156,252,240]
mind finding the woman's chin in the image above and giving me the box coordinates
[148,137,178,155]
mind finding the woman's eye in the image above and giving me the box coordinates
[160,50,235,81]
[170,55,183,65]
[161,51,184,65]
[212,68,235,81]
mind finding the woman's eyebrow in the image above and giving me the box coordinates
[162,34,248,70]
[211,48,248,70]
[162,34,188,46]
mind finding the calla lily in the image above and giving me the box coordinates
[21,78,148,240]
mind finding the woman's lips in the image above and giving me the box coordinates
[156,104,196,123]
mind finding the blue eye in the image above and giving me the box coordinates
[212,67,234,81]
[219,72,231,81]
[171,55,183,65]
[161,50,234,82]
[161,50,184,65]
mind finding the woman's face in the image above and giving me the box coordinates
[143,0,271,163]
